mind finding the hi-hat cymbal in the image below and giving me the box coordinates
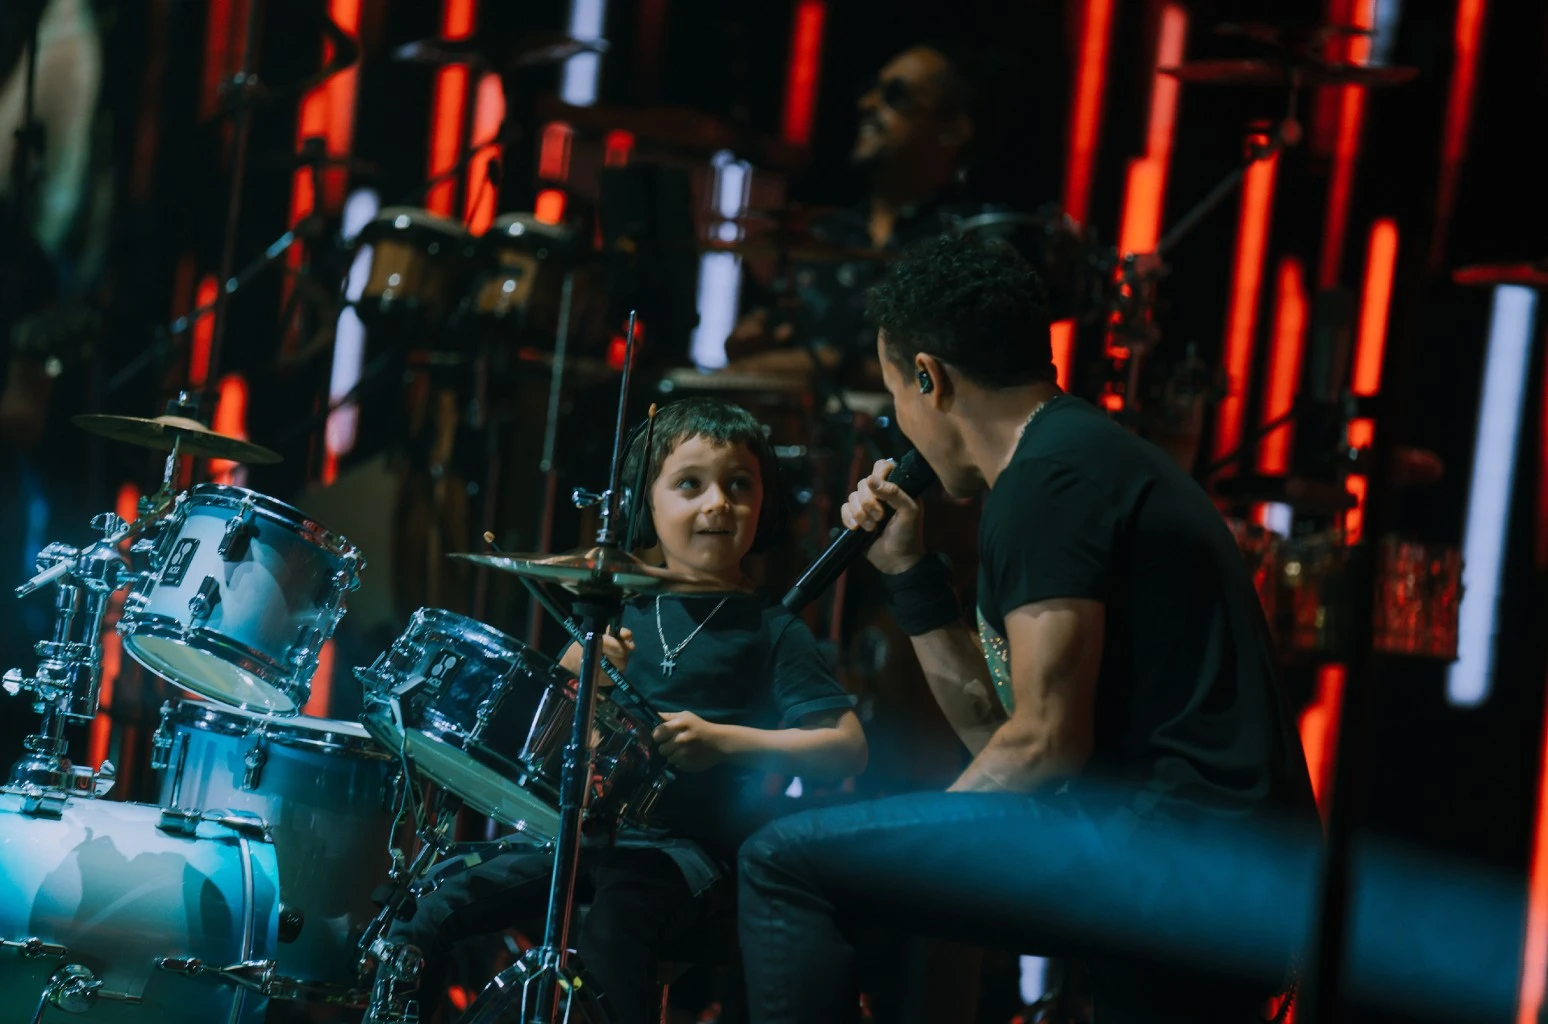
[1160,59,1417,88]
[1452,261,1548,288]
[73,414,282,464]
[451,547,738,595]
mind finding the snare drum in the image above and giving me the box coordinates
[357,608,664,842]
[120,485,363,715]
[352,207,474,333]
[0,795,279,1023]
[155,701,397,1002]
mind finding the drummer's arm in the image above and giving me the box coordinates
[710,708,867,780]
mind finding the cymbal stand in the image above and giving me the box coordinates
[359,787,461,1024]
[462,313,642,1024]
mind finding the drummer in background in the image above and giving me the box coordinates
[380,398,866,1024]
[723,39,1008,389]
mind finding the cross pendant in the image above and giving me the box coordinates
[660,653,676,676]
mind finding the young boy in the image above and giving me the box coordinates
[385,398,866,1023]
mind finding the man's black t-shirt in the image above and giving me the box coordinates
[611,591,855,860]
[976,396,1315,819]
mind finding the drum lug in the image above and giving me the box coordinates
[188,575,221,623]
[68,759,115,799]
[0,937,69,959]
[288,625,325,668]
[35,962,144,1015]
[243,737,268,790]
[217,500,258,561]
[150,702,174,770]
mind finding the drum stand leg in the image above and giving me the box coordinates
[360,791,459,1024]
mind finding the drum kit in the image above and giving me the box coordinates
[0,311,707,1023]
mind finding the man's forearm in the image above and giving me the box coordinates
[908,624,1007,755]
[715,715,867,779]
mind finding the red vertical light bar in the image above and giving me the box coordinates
[87,483,141,774]
[200,0,238,121]
[189,274,219,387]
[1062,0,1115,227]
[1117,4,1187,256]
[304,640,335,718]
[534,190,567,225]
[1352,218,1398,398]
[1258,258,1309,475]
[538,122,574,182]
[781,0,827,146]
[1211,141,1280,465]
[1049,320,1076,391]
[1317,0,1375,289]
[426,0,478,216]
[1520,666,1548,1024]
[464,71,506,235]
[1309,0,1354,157]
[604,129,635,168]
[1430,0,1488,272]
[209,374,249,484]
[1298,664,1346,818]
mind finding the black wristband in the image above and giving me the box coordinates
[880,554,962,636]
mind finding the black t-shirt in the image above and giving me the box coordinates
[976,396,1315,820]
[612,590,855,859]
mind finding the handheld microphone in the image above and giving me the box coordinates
[781,450,938,614]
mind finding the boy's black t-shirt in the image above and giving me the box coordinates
[611,591,855,860]
[976,396,1315,820]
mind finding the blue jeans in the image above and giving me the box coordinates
[737,789,1523,1023]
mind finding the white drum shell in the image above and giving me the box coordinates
[158,701,396,992]
[0,795,279,1024]
[121,485,361,715]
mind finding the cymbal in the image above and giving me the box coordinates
[1159,59,1417,88]
[451,547,737,595]
[532,96,805,170]
[1353,444,1446,487]
[257,150,380,176]
[72,414,283,464]
[392,33,606,70]
[1213,475,1356,515]
[1452,260,1548,288]
[659,367,810,395]
[955,210,1074,234]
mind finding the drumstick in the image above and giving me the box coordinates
[625,403,657,554]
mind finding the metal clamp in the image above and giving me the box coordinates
[29,963,141,1022]
[155,957,276,995]
[242,737,267,791]
[149,704,173,770]
[157,807,272,843]
[68,760,114,799]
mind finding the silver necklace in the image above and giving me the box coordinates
[1017,392,1061,442]
[654,595,729,676]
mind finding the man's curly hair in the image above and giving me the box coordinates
[864,233,1054,388]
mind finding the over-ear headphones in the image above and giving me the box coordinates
[917,368,933,394]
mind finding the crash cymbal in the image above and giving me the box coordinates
[1160,59,1417,88]
[1452,260,1548,288]
[451,547,737,595]
[393,33,606,70]
[532,96,805,170]
[1352,444,1446,487]
[72,414,282,464]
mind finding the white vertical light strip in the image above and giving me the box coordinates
[1370,0,1404,67]
[691,151,751,369]
[561,0,607,106]
[1448,285,1539,707]
[1261,502,1293,537]
[1019,955,1048,1007]
[326,188,380,462]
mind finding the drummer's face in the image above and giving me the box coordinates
[651,436,764,580]
[853,47,955,167]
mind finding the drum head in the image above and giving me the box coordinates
[363,712,559,842]
[127,636,299,715]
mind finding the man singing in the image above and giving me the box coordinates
[736,234,1318,1023]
